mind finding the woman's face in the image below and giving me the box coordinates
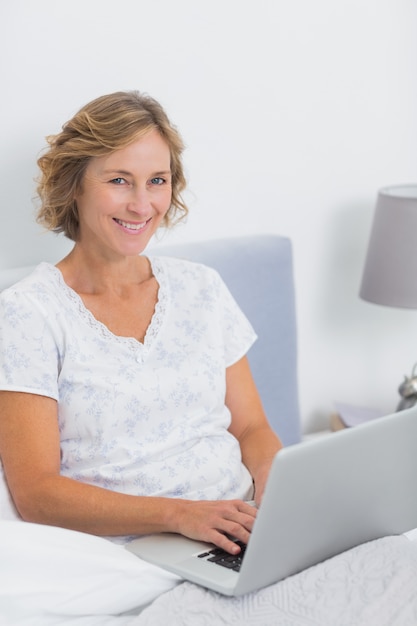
[74,130,172,260]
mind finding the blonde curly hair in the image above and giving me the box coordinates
[36,91,188,241]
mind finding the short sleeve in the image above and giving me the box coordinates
[213,270,257,367]
[0,287,60,399]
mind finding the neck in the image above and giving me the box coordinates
[56,245,152,295]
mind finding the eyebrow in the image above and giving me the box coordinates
[101,169,172,177]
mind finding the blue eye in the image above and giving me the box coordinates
[110,177,126,185]
[150,177,165,185]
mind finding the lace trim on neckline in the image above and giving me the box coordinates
[41,258,168,355]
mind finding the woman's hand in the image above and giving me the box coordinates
[172,499,257,554]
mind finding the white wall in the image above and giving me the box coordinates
[1,0,416,433]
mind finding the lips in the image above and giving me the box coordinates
[113,218,150,231]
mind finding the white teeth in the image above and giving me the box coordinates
[115,218,146,231]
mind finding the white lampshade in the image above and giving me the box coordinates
[360,185,417,309]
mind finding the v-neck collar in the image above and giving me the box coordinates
[41,257,169,357]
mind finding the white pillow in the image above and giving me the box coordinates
[0,520,181,624]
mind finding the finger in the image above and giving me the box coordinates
[227,502,257,530]
[211,516,253,551]
[230,512,256,533]
[236,500,257,518]
[210,530,246,555]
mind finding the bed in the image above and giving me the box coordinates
[1,235,417,625]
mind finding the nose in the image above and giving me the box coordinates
[127,185,151,214]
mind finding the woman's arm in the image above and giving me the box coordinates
[0,390,255,554]
[226,356,283,505]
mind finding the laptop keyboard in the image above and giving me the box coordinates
[197,541,247,572]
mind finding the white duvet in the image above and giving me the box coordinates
[1,521,417,626]
[134,534,417,626]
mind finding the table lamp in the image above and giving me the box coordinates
[359,184,417,410]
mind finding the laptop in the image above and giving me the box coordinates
[125,405,417,596]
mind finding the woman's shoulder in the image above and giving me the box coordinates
[0,262,61,304]
[148,255,231,315]
[149,254,221,283]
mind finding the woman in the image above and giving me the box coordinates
[0,91,282,558]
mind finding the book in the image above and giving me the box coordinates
[331,402,385,430]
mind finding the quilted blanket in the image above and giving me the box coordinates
[131,535,417,626]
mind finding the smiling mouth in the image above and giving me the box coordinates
[113,218,150,231]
